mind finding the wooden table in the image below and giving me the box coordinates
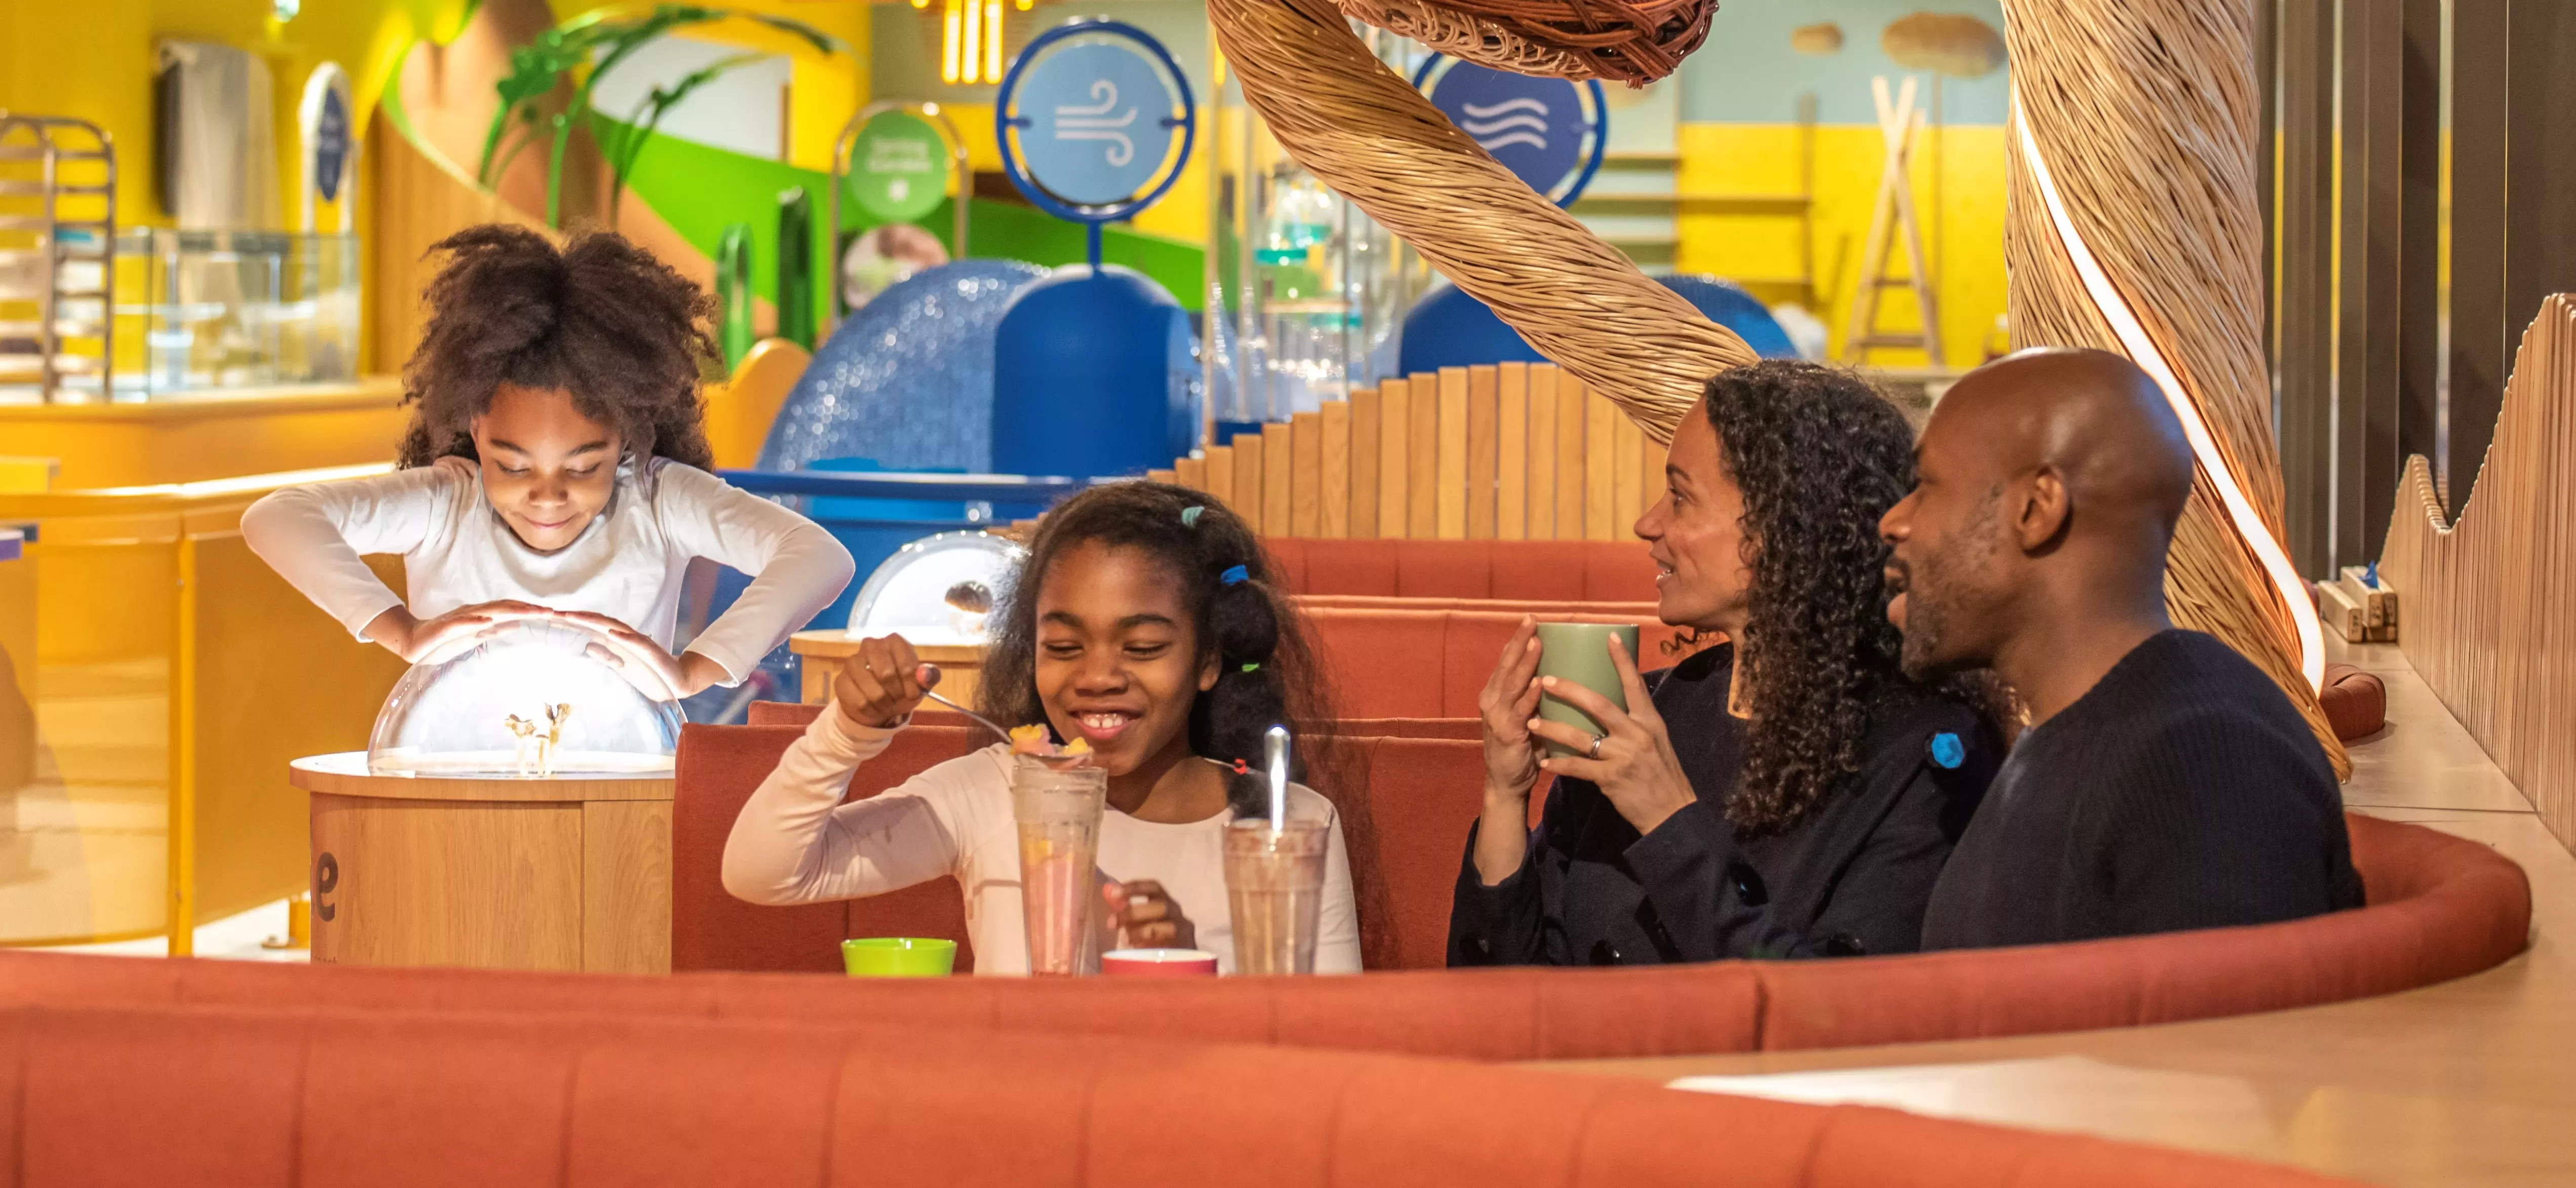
[788,630,985,706]
[1543,641,2576,1188]
[287,753,672,974]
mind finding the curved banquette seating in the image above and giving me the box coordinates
[0,996,2362,1188]
[628,716,2536,1060]
[0,791,2525,1067]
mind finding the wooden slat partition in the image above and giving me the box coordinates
[2381,294,2576,853]
[1159,365,1668,544]
[1498,362,1529,540]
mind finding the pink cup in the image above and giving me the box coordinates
[1101,948,1220,978]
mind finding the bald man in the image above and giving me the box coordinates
[1881,348,2361,950]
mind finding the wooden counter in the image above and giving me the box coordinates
[789,630,985,706]
[288,752,672,974]
[0,379,407,489]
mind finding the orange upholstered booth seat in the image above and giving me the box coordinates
[1305,607,1706,718]
[0,999,2358,1188]
[0,803,2524,1066]
[751,702,1481,742]
[622,717,2535,1060]
[1265,536,1661,602]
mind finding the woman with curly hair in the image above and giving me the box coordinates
[1450,361,1999,965]
[243,225,852,696]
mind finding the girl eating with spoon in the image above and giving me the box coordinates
[721,482,1361,974]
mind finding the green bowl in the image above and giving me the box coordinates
[842,937,958,978]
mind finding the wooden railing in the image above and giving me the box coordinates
[2381,293,2576,853]
[1151,362,1670,540]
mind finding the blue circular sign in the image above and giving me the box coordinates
[314,86,349,202]
[1415,57,1606,207]
[998,20,1195,224]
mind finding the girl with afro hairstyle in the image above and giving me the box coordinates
[1452,360,2000,967]
[243,225,852,696]
[723,481,1361,975]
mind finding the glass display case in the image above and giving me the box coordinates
[366,620,685,779]
[848,530,1027,646]
[1204,29,1431,424]
[106,228,361,397]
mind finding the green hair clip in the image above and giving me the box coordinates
[1240,661,1261,673]
[1180,505,1205,527]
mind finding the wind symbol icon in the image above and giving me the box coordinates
[1054,80,1139,165]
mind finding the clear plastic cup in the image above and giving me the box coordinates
[1011,755,1107,977]
[1222,813,1331,976]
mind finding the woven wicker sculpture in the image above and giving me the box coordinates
[1332,0,1718,85]
[2001,0,2345,774]
[1210,0,2338,767]
[1206,0,1755,444]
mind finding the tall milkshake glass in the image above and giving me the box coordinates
[1222,809,1331,975]
[1012,755,1106,977]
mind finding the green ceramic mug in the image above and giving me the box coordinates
[842,937,958,977]
[1533,622,1642,758]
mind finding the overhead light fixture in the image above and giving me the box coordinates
[941,0,1013,86]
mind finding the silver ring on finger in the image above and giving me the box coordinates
[1587,734,1605,759]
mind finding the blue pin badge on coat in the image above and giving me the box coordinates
[1413,55,1607,207]
[1929,731,1967,771]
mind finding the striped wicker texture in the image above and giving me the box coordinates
[1207,0,1756,445]
[2381,295,2576,851]
[2001,0,2345,776]
[1332,0,1718,85]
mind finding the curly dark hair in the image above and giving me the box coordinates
[977,482,1333,817]
[1706,360,1922,837]
[396,225,716,470]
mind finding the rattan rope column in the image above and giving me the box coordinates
[2001,0,2346,774]
[1204,0,1755,444]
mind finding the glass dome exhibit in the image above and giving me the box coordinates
[365,619,685,778]
[847,530,1026,646]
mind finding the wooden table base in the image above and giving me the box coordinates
[291,754,672,974]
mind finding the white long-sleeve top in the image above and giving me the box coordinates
[722,702,1365,975]
[240,456,854,685]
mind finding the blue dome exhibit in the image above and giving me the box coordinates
[758,260,1050,475]
[1394,276,1802,377]
[990,264,1199,479]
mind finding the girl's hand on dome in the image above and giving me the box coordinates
[1527,633,1696,836]
[554,609,711,698]
[369,600,552,663]
[834,634,928,730]
[1104,879,1194,951]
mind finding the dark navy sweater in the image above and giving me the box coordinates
[1920,629,2365,949]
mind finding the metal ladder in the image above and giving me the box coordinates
[0,112,117,403]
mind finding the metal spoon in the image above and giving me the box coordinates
[915,663,1011,742]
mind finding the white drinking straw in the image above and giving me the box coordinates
[1264,725,1290,831]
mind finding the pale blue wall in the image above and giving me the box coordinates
[1676,0,2008,126]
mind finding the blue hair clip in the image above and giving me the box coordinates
[1928,732,1966,771]
[1219,564,1249,586]
[1181,505,1205,528]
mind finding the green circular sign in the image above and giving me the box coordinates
[848,111,949,224]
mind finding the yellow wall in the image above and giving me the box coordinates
[1678,121,2006,369]
[0,0,475,231]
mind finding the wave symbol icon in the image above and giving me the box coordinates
[1458,97,1550,152]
